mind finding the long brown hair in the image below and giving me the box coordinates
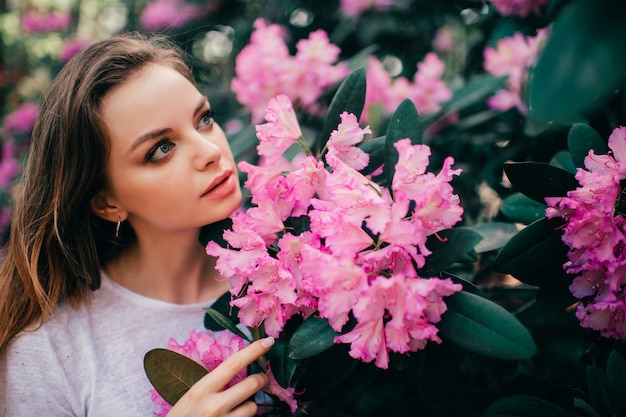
[0,32,195,353]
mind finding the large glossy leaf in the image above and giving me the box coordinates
[471,222,519,253]
[420,227,483,276]
[437,74,507,118]
[203,292,248,341]
[483,395,570,417]
[493,217,569,287]
[568,123,608,168]
[438,291,537,360]
[503,162,578,204]
[529,0,626,124]
[289,317,339,360]
[316,68,366,153]
[499,192,547,224]
[606,350,626,414]
[144,348,208,406]
[587,366,612,417]
[383,99,421,188]
[266,337,299,389]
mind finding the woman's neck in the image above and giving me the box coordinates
[104,232,229,304]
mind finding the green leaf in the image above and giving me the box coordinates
[203,293,249,341]
[317,68,367,154]
[383,99,422,188]
[289,317,339,360]
[503,162,579,204]
[529,0,626,124]
[198,218,233,247]
[606,350,626,414]
[438,291,537,360]
[493,217,570,288]
[359,135,385,176]
[471,222,519,253]
[144,348,208,406]
[438,74,507,118]
[574,398,602,417]
[483,395,570,417]
[266,337,299,389]
[550,150,576,174]
[500,192,547,224]
[420,227,483,276]
[587,366,612,417]
[568,124,608,168]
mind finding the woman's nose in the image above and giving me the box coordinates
[192,131,221,170]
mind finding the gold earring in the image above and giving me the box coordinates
[115,219,121,238]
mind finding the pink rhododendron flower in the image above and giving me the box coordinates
[340,0,394,17]
[140,0,204,31]
[60,38,89,62]
[255,95,303,165]
[232,19,348,122]
[3,103,38,139]
[150,330,248,417]
[483,29,547,114]
[21,10,71,33]
[490,0,548,17]
[364,53,451,121]
[326,112,371,170]
[546,126,626,340]
[208,101,464,369]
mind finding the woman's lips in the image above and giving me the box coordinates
[201,170,235,199]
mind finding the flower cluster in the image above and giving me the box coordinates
[490,0,548,17]
[365,53,452,120]
[206,94,463,369]
[150,330,297,416]
[483,29,547,114]
[339,0,395,18]
[21,9,72,34]
[546,126,626,340]
[140,0,206,31]
[231,19,349,122]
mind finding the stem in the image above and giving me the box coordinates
[297,136,313,157]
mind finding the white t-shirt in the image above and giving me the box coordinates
[1,272,218,416]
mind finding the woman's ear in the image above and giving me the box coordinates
[90,191,127,222]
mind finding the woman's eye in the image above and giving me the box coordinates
[199,109,214,128]
[146,139,175,162]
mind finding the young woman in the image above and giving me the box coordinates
[0,32,272,416]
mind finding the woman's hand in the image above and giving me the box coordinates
[167,337,274,417]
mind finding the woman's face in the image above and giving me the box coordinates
[97,63,242,238]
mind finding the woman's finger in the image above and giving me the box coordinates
[218,373,269,411]
[194,336,274,392]
[227,400,259,417]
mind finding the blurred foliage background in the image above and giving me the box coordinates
[3,0,626,416]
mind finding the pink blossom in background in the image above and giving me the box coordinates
[433,27,454,53]
[546,126,626,341]
[364,53,451,120]
[232,19,348,122]
[0,143,21,188]
[140,0,205,31]
[3,102,38,145]
[340,0,394,17]
[490,0,548,17]
[483,29,547,114]
[21,10,71,33]
[60,38,89,62]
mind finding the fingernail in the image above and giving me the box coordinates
[260,337,275,348]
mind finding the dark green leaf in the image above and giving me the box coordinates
[574,398,602,417]
[289,317,339,360]
[204,307,249,342]
[266,337,299,388]
[568,124,609,168]
[471,222,519,253]
[198,218,233,247]
[606,350,626,414]
[493,217,569,287]
[144,348,208,406]
[358,135,385,176]
[420,228,483,276]
[317,68,367,153]
[438,291,537,360]
[550,150,576,174]
[383,99,422,188]
[503,162,579,204]
[529,0,626,124]
[499,192,547,224]
[438,74,507,117]
[587,366,612,417]
[484,395,570,417]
